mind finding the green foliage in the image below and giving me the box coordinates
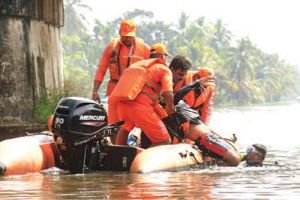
[33,77,93,123]
[33,89,65,123]
[33,96,56,123]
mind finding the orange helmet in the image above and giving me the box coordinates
[193,67,215,80]
[150,43,172,57]
[119,19,136,37]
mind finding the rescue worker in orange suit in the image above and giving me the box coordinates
[114,43,175,147]
[174,67,216,124]
[92,19,150,124]
[134,55,193,148]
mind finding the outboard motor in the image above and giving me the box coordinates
[51,97,108,173]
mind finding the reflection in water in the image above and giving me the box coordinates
[1,104,300,199]
[124,173,215,199]
[0,172,57,199]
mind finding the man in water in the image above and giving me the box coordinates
[241,143,267,167]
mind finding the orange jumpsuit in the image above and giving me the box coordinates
[117,59,173,144]
[173,71,195,94]
[183,85,215,124]
[174,81,215,124]
[94,38,150,124]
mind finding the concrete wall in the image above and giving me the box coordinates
[0,18,63,123]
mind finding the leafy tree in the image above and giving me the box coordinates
[221,38,262,104]
[63,0,91,36]
[209,19,232,53]
[256,53,298,102]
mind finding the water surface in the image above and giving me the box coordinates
[1,103,300,199]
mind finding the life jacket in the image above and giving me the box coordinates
[183,85,215,123]
[173,71,195,94]
[110,58,166,102]
[108,38,147,81]
[185,89,206,110]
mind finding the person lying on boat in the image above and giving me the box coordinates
[162,65,239,166]
[162,100,241,166]
[240,143,267,167]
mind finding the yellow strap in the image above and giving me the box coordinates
[140,91,158,102]
[113,38,118,52]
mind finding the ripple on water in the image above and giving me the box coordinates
[1,105,300,199]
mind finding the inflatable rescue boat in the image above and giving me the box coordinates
[0,97,211,176]
[130,143,204,173]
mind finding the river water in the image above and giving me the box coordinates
[1,103,300,199]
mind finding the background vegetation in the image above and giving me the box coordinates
[35,0,300,122]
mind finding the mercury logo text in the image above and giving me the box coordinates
[79,115,106,121]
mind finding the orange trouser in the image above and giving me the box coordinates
[107,97,119,124]
[117,101,170,144]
